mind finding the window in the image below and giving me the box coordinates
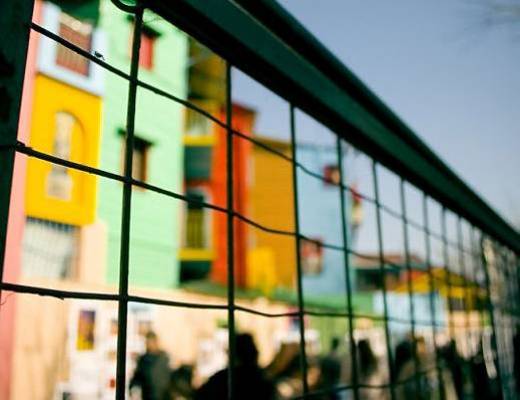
[300,238,323,275]
[121,135,151,183]
[46,112,75,201]
[55,12,93,76]
[129,21,159,70]
[448,297,466,312]
[185,191,207,248]
[139,30,156,69]
[22,217,78,279]
[323,164,340,185]
[350,184,363,226]
[355,268,401,291]
[356,269,383,291]
[186,107,211,136]
[185,99,219,138]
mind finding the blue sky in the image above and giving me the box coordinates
[282,0,520,228]
[234,0,520,235]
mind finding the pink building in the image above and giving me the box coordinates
[0,2,42,399]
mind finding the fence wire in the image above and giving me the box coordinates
[0,1,519,399]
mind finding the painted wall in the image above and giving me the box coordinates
[373,292,446,336]
[297,146,353,297]
[37,1,105,96]
[210,105,254,288]
[22,1,106,226]
[9,282,292,399]
[25,75,102,225]
[0,3,42,399]
[248,137,296,293]
[98,3,188,288]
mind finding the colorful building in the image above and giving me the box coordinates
[247,136,296,294]
[356,253,484,352]
[180,41,224,284]
[10,2,108,398]
[3,4,438,397]
[0,2,43,398]
[97,0,188,289]
[180,41,256,290]
[5,0,188,398]
[23,0,104,280]
[5,6,298,399]
[180,49,359,299]
[297,144,353,298]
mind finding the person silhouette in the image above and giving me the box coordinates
[315,337,343,400]
[130,331,171,400]
[356,339,387,400]
[195,333,275,400]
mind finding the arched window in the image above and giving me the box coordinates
[46,111,75,200]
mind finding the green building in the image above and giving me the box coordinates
[98,2,188,288]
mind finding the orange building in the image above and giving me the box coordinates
[182,101,255,289]
[181,39,296,294]
[247,137,296,294]
[210,105,255,287]
[181,40,259,289]
[182,113,298,294]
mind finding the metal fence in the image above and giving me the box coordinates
[0,0,519,399]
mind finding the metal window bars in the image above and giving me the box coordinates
[0,0,519,399]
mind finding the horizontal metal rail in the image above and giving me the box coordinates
[146,0,520,253]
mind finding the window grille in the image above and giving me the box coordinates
[22,217,78,280]
[55,12,93,76]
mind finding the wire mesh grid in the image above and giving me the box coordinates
[0,1,519,399]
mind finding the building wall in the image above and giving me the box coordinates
[374,292,446,335]
[248,137,296,293]
[9,279,292,399]
[0,3,42,399]
[25,75,102,225]
[297,146,352,296]
[98,3,188,288]
[10,290,71,400]
[210,105,254,288]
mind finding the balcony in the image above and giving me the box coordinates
[184,99,221,181]
[179,192,214,282]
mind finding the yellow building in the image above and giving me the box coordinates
[247,136,296,294]
[24,1,104,227]
[25,74,102,226]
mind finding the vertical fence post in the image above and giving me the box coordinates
[372,161,396,400]
[422,195,445,399]
[289,105,309,395]
[225,61,236,400]
[336,137,359,400]
[115,5,143,399]
[0,0,35,291]
[399,179,420,396]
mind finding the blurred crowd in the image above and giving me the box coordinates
[129,331,515,400]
